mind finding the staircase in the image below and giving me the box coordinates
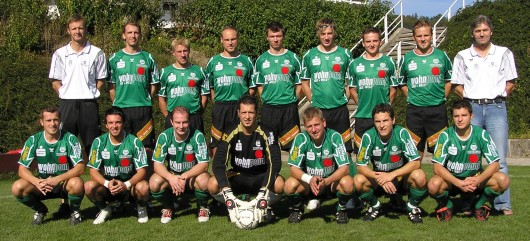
[383,26,447,64]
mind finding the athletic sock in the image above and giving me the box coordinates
[286,193,304,210]
[151,189,173,209]
[17,195,48,213]
[68,194,83,212]
[194,189,210,208]
[435,191,453,209]
[336,192,350,211]
[359,188,379,208]
[474,187,501,209]
[407,187,427,211]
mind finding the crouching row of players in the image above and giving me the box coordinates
[12,95,509,226]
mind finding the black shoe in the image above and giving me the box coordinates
[52,203,70,219]
[69,211,82,225]
[263,208,275,223]
[363,206,381,222]
[408,207,423,224]
[32,212,46,226]
[288,210,302,223]
[336,210,348,224]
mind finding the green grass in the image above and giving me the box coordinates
[1,164,530,241]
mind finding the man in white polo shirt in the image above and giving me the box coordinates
[49,14,107,156]
[451,15,517,215]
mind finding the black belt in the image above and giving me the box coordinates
[464,97,505,105]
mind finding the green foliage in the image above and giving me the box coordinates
[0,52,58,152]
[173,0,390,59]
[0,0,49,54]
[441,0,530,137]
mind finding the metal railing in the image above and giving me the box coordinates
[350,0,403,53]
[433,0,466,47]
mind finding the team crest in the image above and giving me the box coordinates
[323,149,329,156]
[59,146,66,153]
[123,150,129,155]
[255,140,261,147]
[470,144,477,151]
[392,146,398,152]
[433,59,440,64]
[140,60,145,65]
[186,144,193,151]
[284,59,290,65]
[190,72,196,77]
[237,62,243,67]
[335,56,341,61]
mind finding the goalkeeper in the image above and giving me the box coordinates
[208,94,284,223]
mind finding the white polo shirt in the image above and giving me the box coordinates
[451,43,517,99]
[49,42,108,99]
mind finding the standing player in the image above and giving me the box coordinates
[12,107,85,225]
[451,15,516,215]
[205,26,256,155]
[84,107,150,224]
[301,18,353,154]
[284,107,354,224]
[149,106,211,223]
[49,14,107,154]
[348,26,398,153]
[208,95,283,222]
[158,38,210,133]
[399,20,452,161]
[108,21,159,149]
[428,100,510,221]
[254,21,302,152]
[355,104,427,223]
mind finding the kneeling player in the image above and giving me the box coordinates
[355,104,427,223]
[428,100,509,221]
[12,107,85,225]
[149,106,211,223]
[208,95,284,222]
[284,107,354,224]
[84,107,150,224]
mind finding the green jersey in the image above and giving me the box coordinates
[399,48,452,107]
[205,54,255,102]
[108,50,159,108]
[357,125,420,172]
[18,131,83,179]
[88,133,148,181]
[301,46,352,109]
[254,50,301,105]
[347,55,398,118]
[432,125,499,178]
[158,64,210,114]
[288,128,350,177]
[152,127,209,173]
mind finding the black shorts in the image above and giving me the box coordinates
[59,99,100,153]
[165,111,205,134]
[373,175,409,197]
[122,106,155,148]
[227,171,272,194]
[260,103,300,151]
[210,101,238,148]
[39,181,68,200]
[321,104,353,153]
[353,117,374,154]
[406,103,447,153]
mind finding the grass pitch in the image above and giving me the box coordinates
[1,164,529,241]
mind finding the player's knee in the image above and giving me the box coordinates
[135,181,149,198]
[274,175,285,193]
[11,179,28,197]
[207,176,219,194]
[339,176,354,194]
[84,180,100,195]
[494,172,510,191]
[194,172,210,191]
[353,174,368,190]
[283,177,300,194]
[410,169,427,188]
[427,176,444,195]
[67,177,84,194]
[148,173,165,191]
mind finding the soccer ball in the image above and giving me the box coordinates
[225,196,268,230]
